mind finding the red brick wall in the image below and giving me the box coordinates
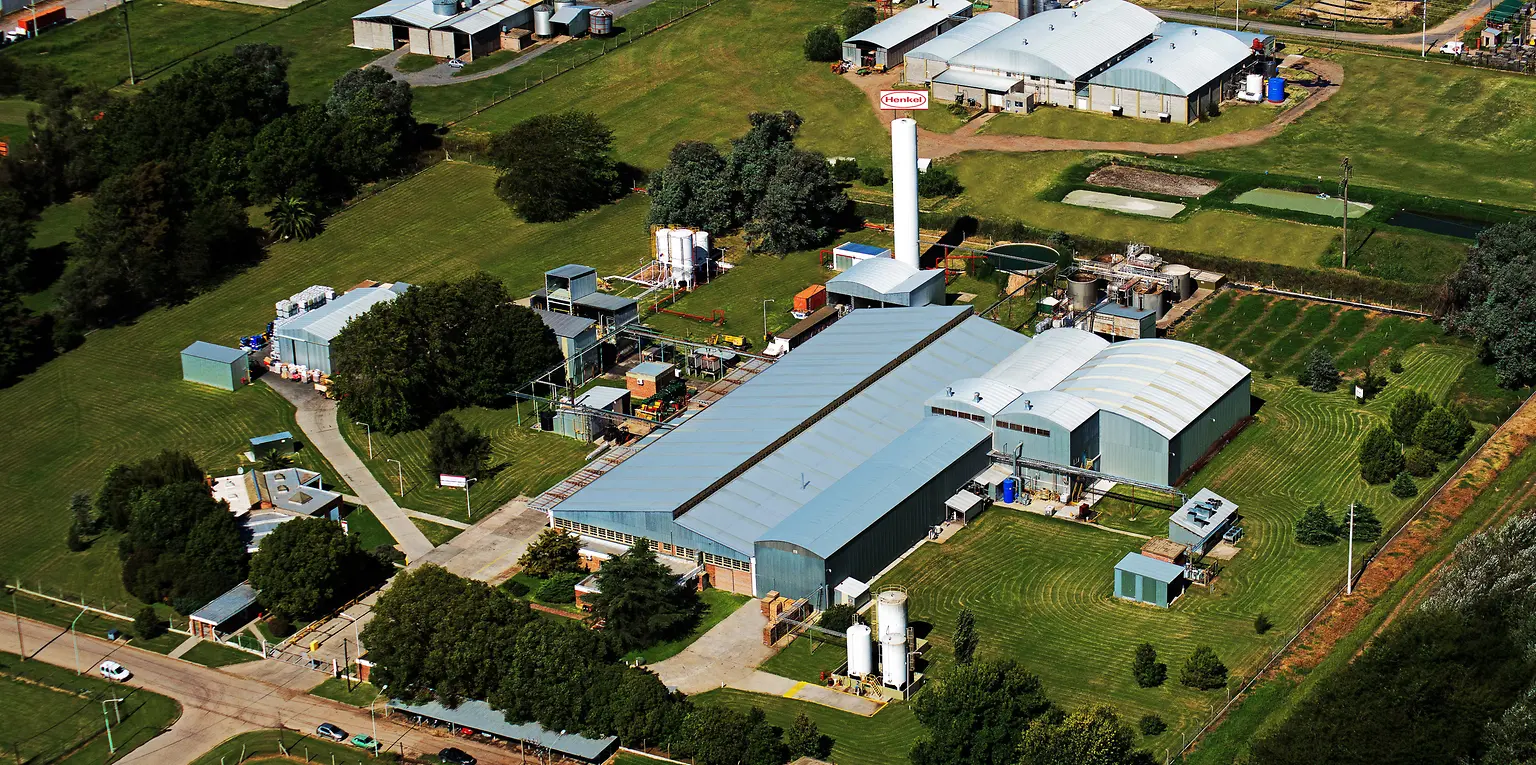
[707,564,753,596]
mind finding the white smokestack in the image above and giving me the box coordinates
[891,117,919,269]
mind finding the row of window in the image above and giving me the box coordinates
[555,518,750,571]
[931,406,986,422]
[703,552,750,572]
[932,407,1052,438]
[999,422,1052,438]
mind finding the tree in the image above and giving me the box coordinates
[1447,216,1536,387]
[1137,714,1166,737]
[859,165,887,186]
[95,450,205,532]
[1391,471,1418,499]
[427,413,492,480]
[830,157,860,182]
[804,24,842,62]
[325,66,417,184]
[1358,425,1405,484]
[133,605,165,640]
[1179,646,1228,691]
[909,659,1052,765]
[1415,405,1470,460]
[818,603,857,634]
[1254,613,1273,635]
[489,112,622,222]
[589,540,698,650]
[69,491,93,536]
[1295,501,1341,545]
[1300,348,1341,392]
[1018,705,1155,765]
[1355,362,1386,399]
[786,712,831,759]
[518,527,582,579]
[918,165,963,198]
[1343,503,1383,543]
[1480,687,1536,765]
[729,111,803,221]
[0,290,54,386]
[1130,642,1165,688]
[535,572,583,603]
[267,195,321,241]
[65,524,86,552]
[647,141,738,233]
[1404,445,1438,477]
[1390,389,1434,442]
[249,518,376,619]
[259,449,292,471]
[248,105,349,205]
[842,4,877,35]
[118,481,247,611]
[676,705,788,765]
[953,607,979,665]
[745,148,848,254]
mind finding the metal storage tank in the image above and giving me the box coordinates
[669,229,695,287]
[877,589,907,640]
[431,0,457,14]
[882,632,908,687]
[1160,264,1194,300]
[1266,76,1285,103]
[533,5,553,36]
[589,8,612,34]
[846,623,874,677]
[1068,273,1102,311]
[1134,284,1164,317]
[694,230,710,262]
[654,228,671,260]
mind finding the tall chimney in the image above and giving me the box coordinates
[891,117,919,269]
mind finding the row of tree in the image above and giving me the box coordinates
[1294,501,1383,546]
[1358,390,1474,487]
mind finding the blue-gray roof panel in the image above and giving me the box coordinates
[189,582,259,626]
[845,0,973,49]
[182,341,248,364]
[387,699,616,761]
[536,309,596,338]
[275,288,399,346]
[1116,552,1184,582]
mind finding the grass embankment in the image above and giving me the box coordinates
[0,650,180,764]
[0,589,182,653]
[190,729,390,765]
[180,641,261,668]
[694,688,921,765]
[310,677,385,707]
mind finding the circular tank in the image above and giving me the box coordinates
[589,8,613,34]
[877,589,907,643]
[1134,283,1164,317]
[1266,76,1286,103]
[846,623,873,677]
[1068,272,1102,311]
[881,632,908,688]
[985,242,1059,277]
[654,228,671,260]
[533,5,553,37]
[1160,263,1194,300]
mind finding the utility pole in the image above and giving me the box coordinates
[354,422,373,459]
[761,299,775,344]
[121,0,136,86]
[1346,502,1356,595]
[1422,0,1428,56]
[1339,156,1352,270]
[386,458,403,496]
[70,609,87,675]
[101,699,124,753]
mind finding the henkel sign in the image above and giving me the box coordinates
[879,90,930,110]
[439,474,468,488]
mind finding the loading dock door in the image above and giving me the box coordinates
[987,92,1004,110]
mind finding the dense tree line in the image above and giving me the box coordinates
[648,111,849,253]
[1252,511,1536,764]
[1448,217,1536,388]
[1358,388,1473,487]
[489,111,624,222]
[360,564,822,763]
[331,273,562,433]
[249,517,387,620]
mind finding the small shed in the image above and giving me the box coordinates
[826,258,946,309]
[249,432,294,460]
[181,341,249,391]
[536,309,601,385]
[550,3,594,35]
[834,577,870,608]
[945,488,986,523]
[189,581,262,639]
[627,361,676,399]
[1114,552,1185,608]
[832,242,893,272]
[1168,488,1237,555]
[554,385,632,442]
[1140,536,1186,564]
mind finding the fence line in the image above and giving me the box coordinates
[8,580,194,637]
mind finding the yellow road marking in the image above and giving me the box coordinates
[783,681,808,698]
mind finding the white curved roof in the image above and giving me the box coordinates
[983,328,1108,392]
[1089,25,1254,96]
[996,389,1098,430]
[845,0,973,49]
[1052,339,1250,438]
[947,0,1160,81]
[907,11,1019,61]
[828,257,920,294]
[927,377,1024,416]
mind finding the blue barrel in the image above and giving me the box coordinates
[1266,76,1285,103]
[1002,477,1016,504]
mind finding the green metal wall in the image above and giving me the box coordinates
[1169,375,1252,482]
[181,353,244,391]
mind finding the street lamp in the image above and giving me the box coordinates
[386,458,403,496]
[101,698,124,753]
[70,608,87,675]
[1421,0,1428,57]
[761,299,775,344]
[120,0,136,85]
[464,478,478,520]
[355,421,372,459]
[369,686,388,742]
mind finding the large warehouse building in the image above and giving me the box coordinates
[841,0,974,69]
[548,306,1250,604]
[353,0,534,60]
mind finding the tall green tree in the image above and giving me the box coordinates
[95,450,206,532]
[1358,425,1405,484]
[1390,389,1434,442]
[786,712,831,760]
[589,540,698,650]
[325,66,417,183]
[118,481,247,611]
[518,528,582,579]
[841,4,877,35]
[0,290,53,386]
[1018,705,1155,765]
[646,141,738,233]
[248,105,348,204]
[804,24,842,61]
[1391,471,1419,499]
[909,659,1052,765]
[489,112,622,222]
[953,607,979,665]
[427,413,492,480]
[249,518,377,620]
[1415,405,1471,460]
[1448,216,1536,387]
[745,148,848,254]
[1343,503,1383,543]
[1179,646,1228,691]
[676,705,788,765]
[1301,348,1341,392]
[1295,501,1341,546]
[1130,643,1165,688]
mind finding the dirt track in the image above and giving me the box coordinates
[849,59,1343,158]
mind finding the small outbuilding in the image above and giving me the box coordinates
[553,385,631,442]
[826,258,947,309]
[841,0,974,69]
[536,309,601,385]
[249,432,294,460]
[181,342,250,391]
[1114,552,1185,608]
[189,581,262,639]
[627,361,676,399]
[274,285,404,375]
[831,242,893,272]
[1168,488,1237,555]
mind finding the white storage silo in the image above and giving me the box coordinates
[846,623,873,677]
[654,228,671,262]
[533,5,553,37]
[881,632,908,687]
[890,118,920,268]
[669,229,695,288]
[877,589,908,639]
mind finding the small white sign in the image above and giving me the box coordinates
[879,90,930,110]
[439,474,468,488]
[1354,386,1365,400]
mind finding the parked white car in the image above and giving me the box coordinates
[99,660,132,682]
[447,58,465,69]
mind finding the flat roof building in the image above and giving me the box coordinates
[181,342,249,391]
[1114,552,1185,607]
[1168,488,1237,555]
[189,581,261,639]
[842,0,974,69]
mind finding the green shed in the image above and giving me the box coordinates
[1114,552,1186,608]
[181,341,249,391]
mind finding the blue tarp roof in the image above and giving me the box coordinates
[189,582,260,626]
[1115,552,1185,583]
[834,242,892,256]
[182,341,248,364]
[388,699,617,762]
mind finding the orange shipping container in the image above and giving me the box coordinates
[793,285,827,314]
[12,6,65,35]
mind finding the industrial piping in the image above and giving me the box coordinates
[891,117,920,269]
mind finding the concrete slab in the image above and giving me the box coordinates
[650,600,772,693]
[415,498,547,583]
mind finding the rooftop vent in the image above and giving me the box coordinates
[1170,42,1176,48]
[946,386,955,396]
[1023,400,1033,410]
[973,392,983,403]
[1147,56,1154,63]
[1048,23,1054,29]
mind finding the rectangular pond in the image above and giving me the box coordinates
[1234,188,1373,218]
[1387,210,1489,239]
[1062,189,1186,218]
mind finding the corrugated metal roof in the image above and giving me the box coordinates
[676,312,1024,556]
[575,292,636,312]
[275,287,399,346]
[926,376,1023,415]
[1116,551,1184,583]
[983,327,1108,391]
[189,582,259,626]
[1053,338,1250,439]
[948,0,1159,81]
[834,242,892,257]
[250,432,293,446]
[933,67,1021,91]
[996,389,1098,429]
[550,4,591,23]
[388,699,616,761]
[575,385,630,410]
[1169,487,1237,538]
[554,308,978,532]
[1090,25,1253,96]
[845,0,972,49]
[761,416,991,558]
[182,341,248,364]
[355,0,532,33]
[826,259,946,306]
[1094,302,1157,319]
[536,308,595,338]
[547,264,596,278]
[907,11,1018,61]
[1155,21,1273,47]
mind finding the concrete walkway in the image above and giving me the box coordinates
[414,499,548,583]
[166,635,201,660]
[263,378,434,560]
[650,599,773,693]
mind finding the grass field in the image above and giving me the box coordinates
[190,729,390,765]
[1090,484,1181,538]
[758,632,845,683]
[981,101,1279,142]
[343,506,397,551]
[625,588,750,665]
[180,641,261,667]
[411,517,463,545]
[309,677,384,707]
[0,650,180,764]
[693,688,921,765]
[0,97,35,141]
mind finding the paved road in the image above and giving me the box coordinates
[1152,2,1484,51]
[1,616,529,765]
[414,499,548,583]
[263,377,435,560]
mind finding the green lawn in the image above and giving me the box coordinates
[0,97,36,141]
[180,640,261,667]
[344,506,397,551]
[410,517,463,545]
[430,0,884,169]
[1091,485,1181,538]
[981,100,1279,142]
[693,688,920,765]
[0,650,180,765]
[913,105,972,134]
[309,677,385,707]
[190,729,391,765]
[453,47,527,77]
[1,0,379,101]
[625,588,750,665]
[758,632,845,684]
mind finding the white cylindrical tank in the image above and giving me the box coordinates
[694,231,710,262]
[890,118,919,269]
[669,229,695,287]
[654,228,671,260]
[846,623,873,677]
[877,589,907,643]
[881,632,908,687]
[1245,73,1262,95]
[533,5,553,37]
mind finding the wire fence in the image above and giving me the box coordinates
[5,580,195,636]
